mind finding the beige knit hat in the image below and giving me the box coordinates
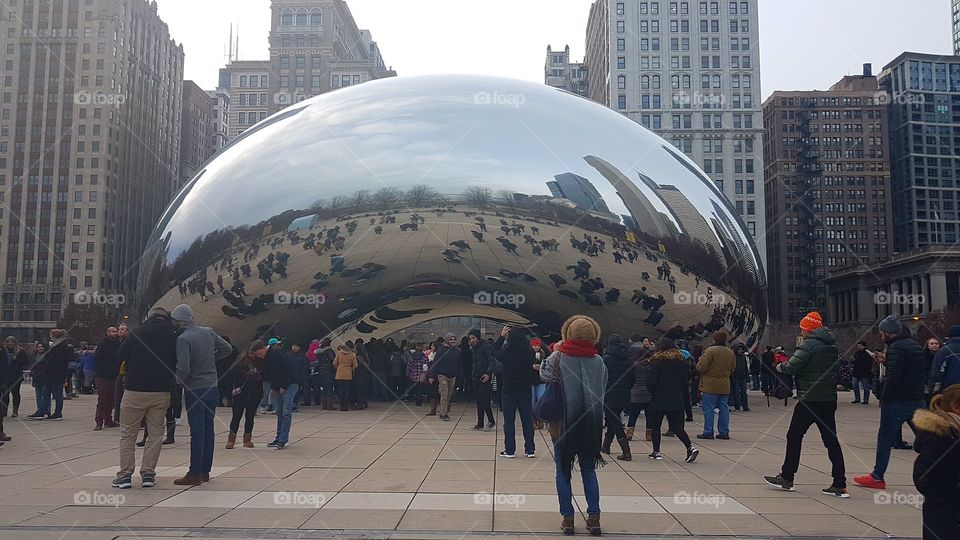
[561,315,601,344]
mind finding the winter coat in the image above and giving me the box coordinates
[93,339,121,380]
[1,348,27,388]
[749,353,761,376]
[333,350,358,381]
[646,349,688,412]
[406,350,427,382]
[471,340,497,379]
[878,330,926,402]
[44,339,73,382]
[732,351,749,379]
[390,350,405,377]
[696,344,735,395]
[174,323,233,391]
[930,337,960,394]
[630,354,653,405]
[602,343,634,408]
[778,327,839,402]
[119,315,178,392]
[496,341,536,397]
[852,349,873,378]
[911,408,960,540]
[81,351,96,372]
[427,344,460,379]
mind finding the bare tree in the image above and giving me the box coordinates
[496,189,516,207]
[308,198,326,212]
[351,189,370,209]
[327,195,347,211]
[406,184,439,207]
[464,185,492,208]
[373,187,402,210]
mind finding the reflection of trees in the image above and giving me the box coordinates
[465,186,493,208]
[497,189,517,209]
[406,184,439,206]
[373,187,403,210]
[328,195,347,210]
[352,189,371,208]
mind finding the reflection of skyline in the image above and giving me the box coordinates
[654,184,724,260]
[546,172,611,214]
[582,155,675,238]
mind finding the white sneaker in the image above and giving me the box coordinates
[499,451,515,458]
[524,452,535,458]
[648,451,664,460]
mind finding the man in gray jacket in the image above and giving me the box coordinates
[170,304,232,486]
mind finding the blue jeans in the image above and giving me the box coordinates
[531,384,546,407]
[184,387,218,476]
[700,393,729,436]
[259,381,273,409]
[39,380,64,415]
[502,393,535,455]
[872,399,923,481]
[272,383,299,445]
[731,378,748,410]
[554,438,600,517]
[851,377,871,403]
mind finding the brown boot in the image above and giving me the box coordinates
[585,514,602,536]
[243,432,254,448]
[426,398,437,416]
[601,431,614,455]
[561,515,574,535]
[624,427,634,440]
[616,436,632,461]
[201,473,210,482]
[173,473,203,486]
[644,428,653,441]
[225,432,236,449]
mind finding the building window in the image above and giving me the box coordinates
[310,8,322,26]
[618,95,627,109]
[617,57,625,69]
[618,75,627,90]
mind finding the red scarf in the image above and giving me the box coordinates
[558,339,598,357]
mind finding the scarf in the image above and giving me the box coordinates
[551,351,607,478]
[559,339,597,357]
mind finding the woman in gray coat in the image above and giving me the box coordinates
[626,343,653,440]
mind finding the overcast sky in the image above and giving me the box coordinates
[160,0,953,99]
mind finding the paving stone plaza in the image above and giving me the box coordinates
[0,390,923,539]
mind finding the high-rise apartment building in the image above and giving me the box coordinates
[762,65,893,323]
[179,81,215,190]
[218,1,395,140]
[880,52,960,250]
[581,0,765,265]
[0,0,183,340]
[207,87,231,154]
[953,0,960,55]
[544,45,587,96]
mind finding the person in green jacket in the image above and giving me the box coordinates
[764,312,849,497]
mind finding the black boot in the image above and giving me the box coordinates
[616,436,632,461]
[162,421,175,445]
[601,431,614,455]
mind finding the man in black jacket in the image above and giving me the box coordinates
[267,344,299,449]
[469,329,496,431]
[93,327,122,430]
[854,314,927,490]
[30,329,72,420]
[851,341,874,404]
[113,308,178,489]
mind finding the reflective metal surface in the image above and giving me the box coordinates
[138,75,766,345]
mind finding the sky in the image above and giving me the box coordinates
[159,0,953,100]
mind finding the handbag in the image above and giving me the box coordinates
[533,354,565,424]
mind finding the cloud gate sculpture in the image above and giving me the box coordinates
[137,75,766,347]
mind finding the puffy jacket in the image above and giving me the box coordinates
[878,330,926,402]
[646,349,687,412]
[93,339,121,379]
[602,343,634,408]
[0,348,26,388]
[81,351,96,372]
[852,349,873,378]
[696,345,735,395]
[778,327,839,402]
[495,341,536,397]
[119,315,178,392]
[428,344,460,379]
[629,345,653,404]
[732,350,749,379]
[911,408,960,502]
[930,337,960,393]
[44,339,74,382]
[333,349,358,381]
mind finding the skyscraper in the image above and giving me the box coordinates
[953,0,960,55]
[0,0,183,339]
[763,65,892,322]
[180,81,215,191]
[880,52,960,251]
[544,45,587,96]
[579,0,765,265]
[218,1,396,140]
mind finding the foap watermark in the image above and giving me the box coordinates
[473,491,526,508]
[674,290,725,306]
[73,290,126,307]
[473,291,525,308]
[873,91,925,106]
[272,491,326,508]
[74,90,126,107]
[673,490,726,509]
[274,291,326,308]
[474,90,526,108]
[873,291,925,307]
[274,91,310,107]
[674,91,725,107]
[74,490,125,507]
[874,490,923,507]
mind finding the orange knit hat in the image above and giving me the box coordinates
[799,312,823,333]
